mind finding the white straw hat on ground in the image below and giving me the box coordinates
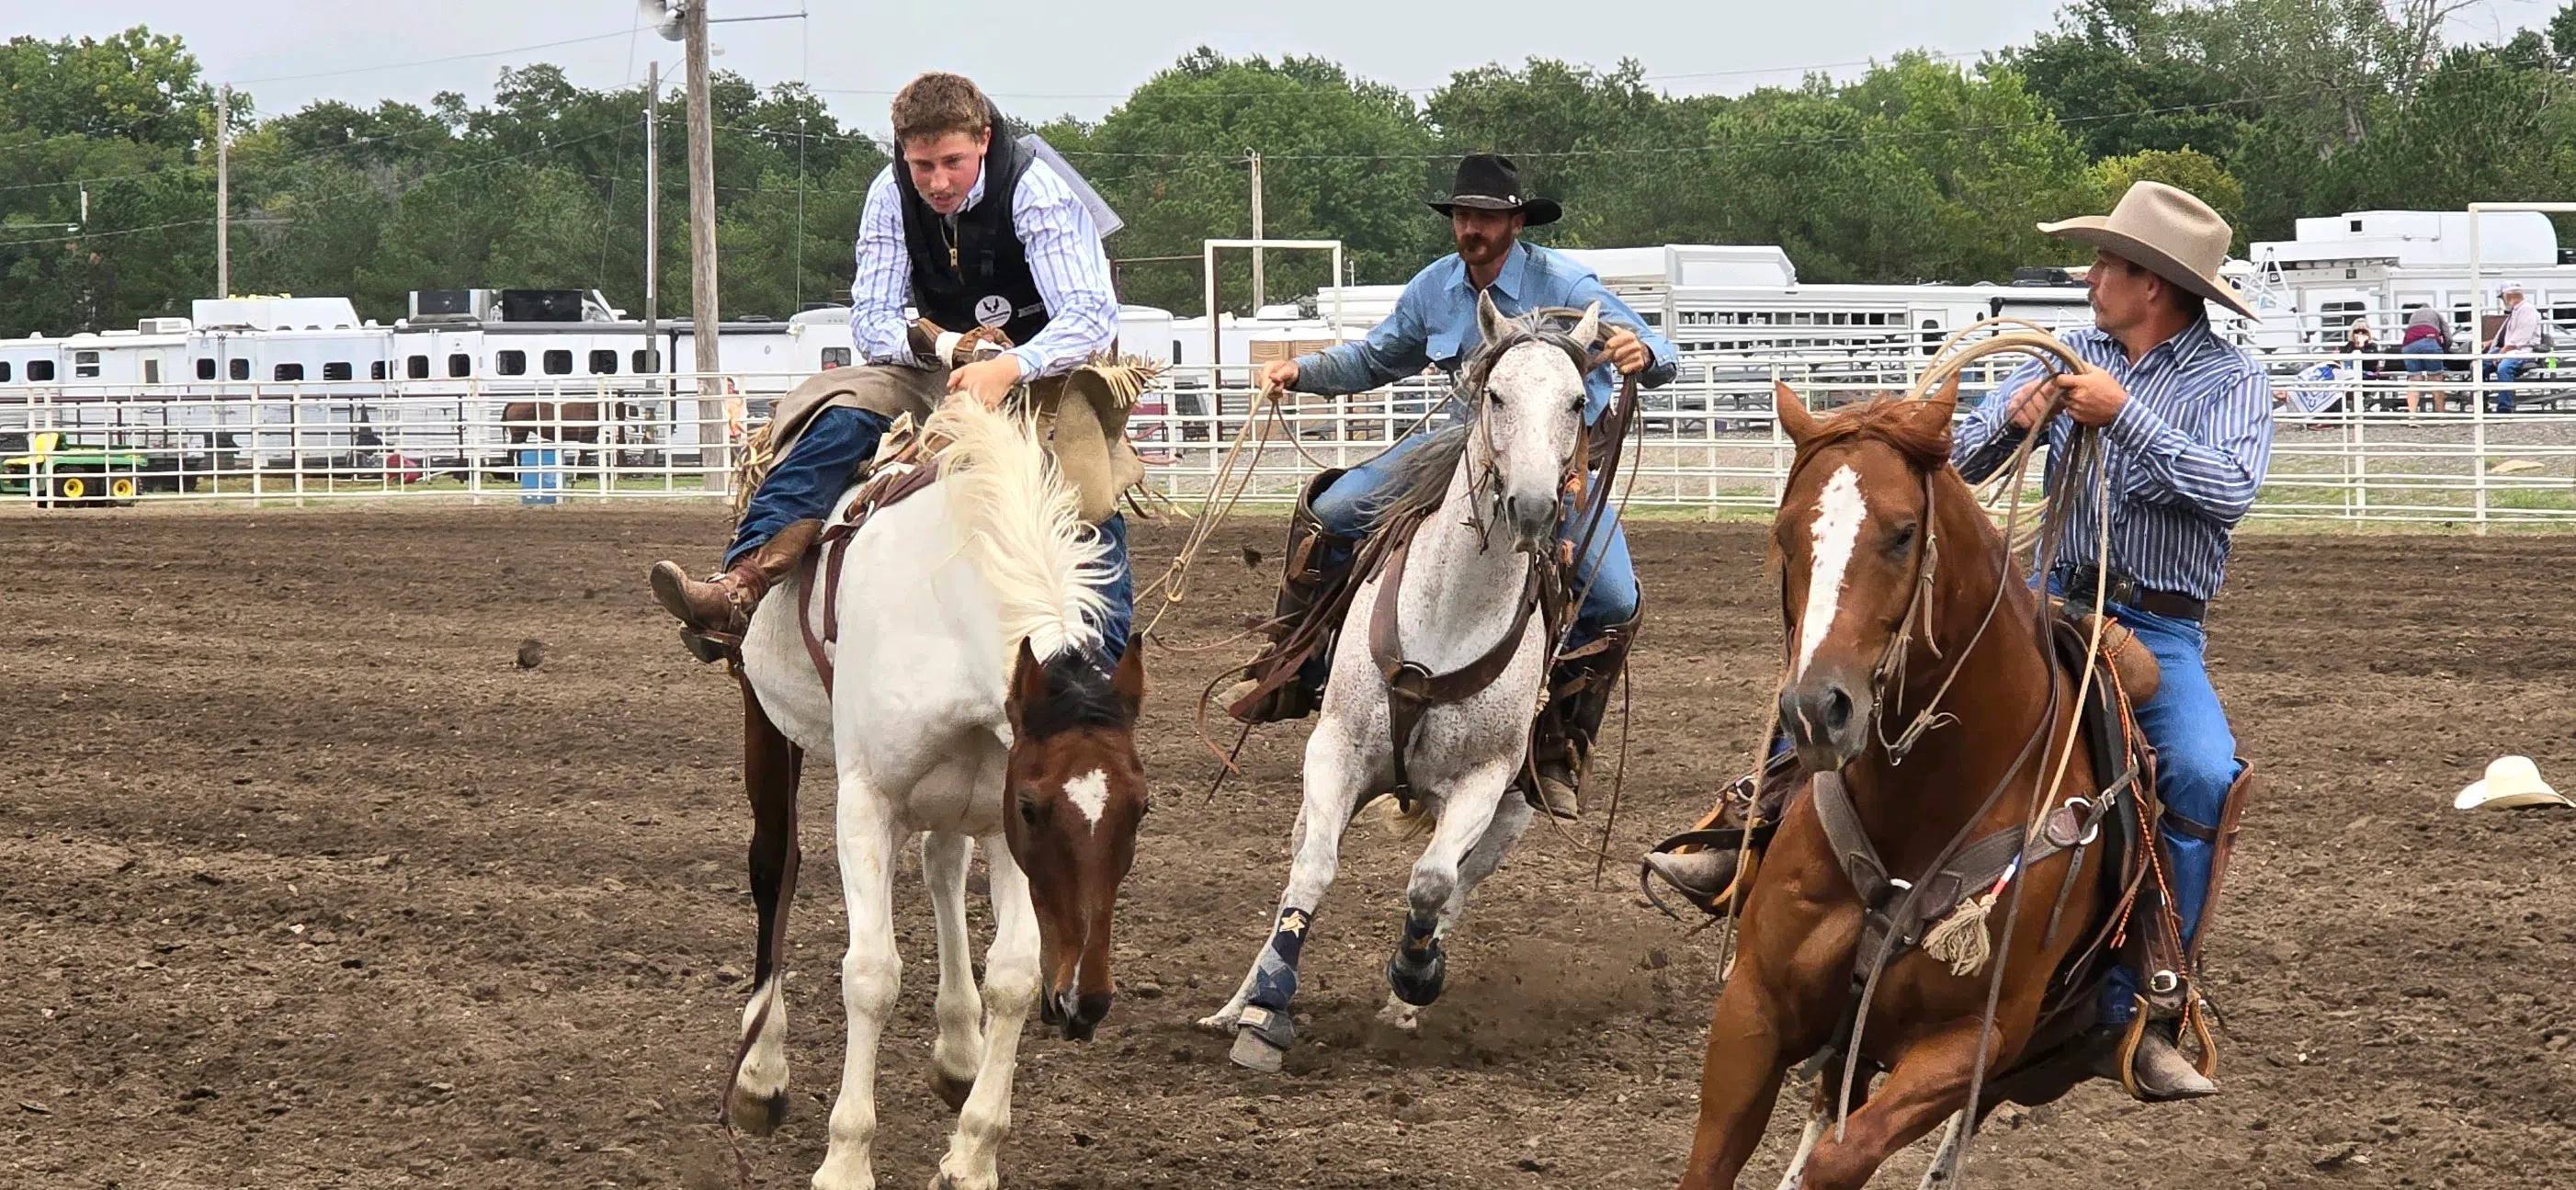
[2454,755,2573,810]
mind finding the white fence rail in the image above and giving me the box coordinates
[6,348,2574,527]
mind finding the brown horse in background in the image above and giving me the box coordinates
[1678,384,2139,1189]
[501,400,609,445]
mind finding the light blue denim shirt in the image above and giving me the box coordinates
[1291,240,1678,424]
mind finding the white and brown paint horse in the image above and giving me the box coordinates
[724,398,1149,1190]
[1199,297,1604,1071]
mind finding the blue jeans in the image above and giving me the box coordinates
[2087,599,2241,1026]
[728,406,891,565]
[728,405,1133,665]
[2483,356,2533,412]
[1311,429,1640,644]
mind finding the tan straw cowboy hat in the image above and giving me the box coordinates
[2038,181,2258,321]
[2454,754,2574,810]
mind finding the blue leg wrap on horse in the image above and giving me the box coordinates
[1386,915,1447,1006]
[1248,906,1314,1010]
[727,407,891,566]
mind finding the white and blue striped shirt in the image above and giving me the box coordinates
[848,156,1118,380]
[1953,320,2275,603]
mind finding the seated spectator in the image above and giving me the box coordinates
[2399,304,2451,416]
[2484,283,2541,414]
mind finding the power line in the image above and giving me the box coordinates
[0,127,626,251]
[231,29,637,85]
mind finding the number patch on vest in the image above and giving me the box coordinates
[974,294,1013,328]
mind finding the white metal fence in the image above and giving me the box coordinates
[6,347,2574,527]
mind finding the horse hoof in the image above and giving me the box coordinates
[727,1082,789,1138]
[1385,947,1446,1007]
[1229,1026,1288,1073]
[927,1068,975,1113]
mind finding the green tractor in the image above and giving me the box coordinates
[1,432,154,507]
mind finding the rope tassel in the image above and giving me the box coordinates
[1923,888,2001,977]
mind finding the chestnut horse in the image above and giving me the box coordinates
[1679,384,2128,1190]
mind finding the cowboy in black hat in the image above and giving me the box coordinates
[1220,153,1678,820]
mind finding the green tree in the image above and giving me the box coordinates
[2008,0,2252,162]
[1424,59,1727,249]
[1047,49,1440,315]
[2091,148,2246,246]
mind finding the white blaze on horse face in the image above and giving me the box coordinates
[1062,768,1109,830]
[1794,465,1868,680]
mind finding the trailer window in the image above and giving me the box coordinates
[542,349,573,376]
[407,355,431,380]
[28,359,55,381]
[496,350,527,376]
[588,349,618,375]
[448,353,471,378]
[144,359,161,384]
[74,350,100,379]
[275,363,305,381]
[0,361,12,382]
[631,348,661,373]
[197,358,217,380]
[323,361,354,381]
[229,358,250,380]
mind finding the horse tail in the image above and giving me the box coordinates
[925,400,1114,665]
[1354,791,1435,841]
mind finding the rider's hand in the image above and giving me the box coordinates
[947,355,1025,411]
[2004,377,2055,432]
[2051,368,2128,428]
[1258,358,1300,399]
[1601,327,1651,376]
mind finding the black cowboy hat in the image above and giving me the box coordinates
[1428,153,1560,227]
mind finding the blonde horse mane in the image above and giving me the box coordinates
[923,400,1116,666]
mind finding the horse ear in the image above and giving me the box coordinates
[1007,638,1046,729]
[1890,378,1960,456]
[1773,380,1820,444]
[1110,632,1147,717]
[1476,288,1509,346]
[1570,300,1603,350]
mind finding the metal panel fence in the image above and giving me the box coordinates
[6,348,2573,527]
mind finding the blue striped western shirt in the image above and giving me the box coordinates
[1951,319,2275,604]
[848,157,1118,380]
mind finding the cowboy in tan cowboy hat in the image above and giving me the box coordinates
[1950,180,2275,1101]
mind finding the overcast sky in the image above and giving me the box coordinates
[9,1,2557,132]
[0,0,2533,131]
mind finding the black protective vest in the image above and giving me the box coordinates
[892,108,1050,347]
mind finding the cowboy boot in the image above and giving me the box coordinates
[1527,608,1640,819]
[1642,749,1803,910]
[1221,470,1356,723]
[648,519,822,660]
[2089,1021,2219,1101]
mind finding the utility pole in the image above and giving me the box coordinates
[215,83,230,300]
[643,61,660,374]
[684,0,723,488]
[1247,150,1265,311]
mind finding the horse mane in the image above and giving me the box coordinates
[924,400,1115,666]
[1798,396,1958,470]
[1359,306,1597,527]
[1016,651,1133,739]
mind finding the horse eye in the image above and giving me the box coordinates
[1017,791,1042,824]
[1888,522,1918,554]
[1487,388,1504,406]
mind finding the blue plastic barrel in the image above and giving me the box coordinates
[517,448,561,505]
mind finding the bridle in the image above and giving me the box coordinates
[1454,328,1594,562]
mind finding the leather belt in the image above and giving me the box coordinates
[2055,563,2205,623]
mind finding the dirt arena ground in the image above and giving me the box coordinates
[7,504,2575,1189]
